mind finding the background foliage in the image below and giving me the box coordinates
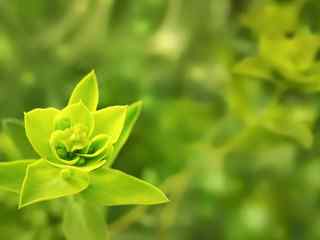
[1,0,320,239]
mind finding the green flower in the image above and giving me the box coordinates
[0,71,168,209]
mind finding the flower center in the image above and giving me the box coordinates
[50,119,112,166]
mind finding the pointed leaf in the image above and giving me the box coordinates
[68,71,99,111]
[63,197,106,240]
[2,119,37,158]
[108,101,142,166]
[24,108,60,159]
[19,160,89,208]
[81,168,169,206]
[0,160,36,193]
[93,106,127,144]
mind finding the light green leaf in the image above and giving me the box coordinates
[68,70,99,111]
[108,101,142,166]
[19,160,89,208]
[55,102,94,136]
[79,134,111,158]
[24,108,60,159]
[93,105,127,144]
[2,119,37,159]
[259,31,320,80]
[81,168,169,206]
[63,197,106,240]
[233,57,272,80]
[0,160,36,193]
[48,158,108,173]
[262,103,316,148]
[242,1,302,36]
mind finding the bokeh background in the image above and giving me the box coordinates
[1,0,320,239]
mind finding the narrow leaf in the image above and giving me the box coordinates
[108,101,142,166]
[68,71,99,111]
[19,160,89,208]
[81,168,169,206]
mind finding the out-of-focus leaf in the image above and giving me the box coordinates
[81,168,169,206]
[259,31,320,80]
[0,160,35,193]
[233,57,272,80]
[262,103,316,148]
[242,1,302,36]
[63,197,106,240]
[2,119,37,159]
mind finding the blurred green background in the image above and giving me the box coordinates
[2,0,320,239]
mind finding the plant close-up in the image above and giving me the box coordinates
[0,71,168,240]
[4,0,320,239]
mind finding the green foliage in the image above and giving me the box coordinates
[68,70,99,111]
[0,160,35,193]
[63,197,106,240]
[2,0,320,240]
[2,119,37,159]
[19,160,90,208]
[81,168,168,206]
[0,72,168,239]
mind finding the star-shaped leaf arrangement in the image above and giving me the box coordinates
[0,71,169,209]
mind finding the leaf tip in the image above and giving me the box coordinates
[68,71,99,111]
[156,190,170,204]
[133,100,143,108]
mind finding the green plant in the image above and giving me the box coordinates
[0,71,168,240]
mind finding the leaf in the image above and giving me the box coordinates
[2,119,37,158]
[0,160,36,193]
[24,108,60,159]
[233,57,272,80]
[68,70,99,112]
[108,101,142,166]
[19,160,89,208]
[93,106,128,144]
[81,168,169,206]
[63,197,106,240]
[242,1,302,36]
[79,134,111,158]
[262,103,316,148]
[55,102,95,136]
[259,31,320,80]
